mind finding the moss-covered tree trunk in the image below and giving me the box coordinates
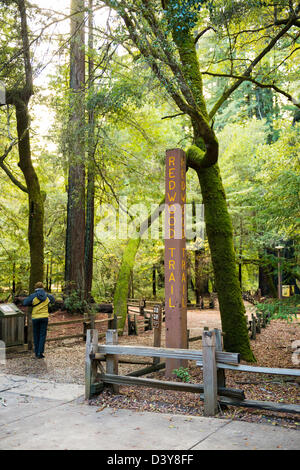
[3,1,44,293]
[171,24,255,361]
[15,100,44,292]
[197,164,253,359]
[113,199,164,331]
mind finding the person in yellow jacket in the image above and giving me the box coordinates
[23,282,55,359]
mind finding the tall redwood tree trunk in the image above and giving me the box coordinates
[65,0,86,295]
[85,0,95,300]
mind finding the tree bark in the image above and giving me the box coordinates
[65,0,86,295]
[2,0,44,293]
[16,100,44,292]
[196,164,254,360]
[84,0,95,301]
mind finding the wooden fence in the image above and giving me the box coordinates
[47,314,120,343]
[127,295,216,314]
[247,309,271,340]
[85,328,300,417]
[127,300,165,336]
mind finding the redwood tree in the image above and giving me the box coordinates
[85,0,96,300]
[65,0,86,295]
[1,0,44,292]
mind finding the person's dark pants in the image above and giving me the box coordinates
[32,318,48,358]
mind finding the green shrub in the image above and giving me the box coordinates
[255,295,300,323]
[172,367,191,383]
[64,290,88,314]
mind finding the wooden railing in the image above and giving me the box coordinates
[127,301,165,336]
[85,328,300,417]
[47,314,121,343]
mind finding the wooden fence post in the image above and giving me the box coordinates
[202,330,218,416]
[214,328,226,389]
[106,329,119,393]
[133,314,138,335]
[256,314,261,334]
[251,314,256,340]
[27,309,33,350]
[83,321,88,341]
[89,313,95,330]
[108,312,118,330]
[139,299,145,316]
[153,305,162,365]
[85,329,99,400]
[149,312,153,330]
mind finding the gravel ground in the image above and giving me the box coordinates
[1,305,299,429]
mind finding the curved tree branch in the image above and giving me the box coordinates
[209,9,300,119]
[203,71,300,109]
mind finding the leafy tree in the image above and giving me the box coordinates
[0,0,45,292]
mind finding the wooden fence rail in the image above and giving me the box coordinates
[46,314,120,343]
[85,328,300,417]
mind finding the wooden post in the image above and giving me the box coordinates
[85,329,99,399]
[140,299,145,316]
[256,314,261,334]
[134,314,138,335]
[153,305,162,365]
[127,314,132,335]
[89,313,95,330]
[149,312,153,330]
[251,314,256,340]
[202,330,218,416]
[112,313,118,330]
[214,328,226,389]
[164,149,187,376]
[83,321,88,341]
[108,312,118,330]
[106,329,119,393]
[27,309,33,350]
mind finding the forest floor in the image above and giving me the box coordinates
[2,302,300,430]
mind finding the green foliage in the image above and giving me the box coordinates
[172,366,191,382]
[64,290,88,314]
[218,119,300,286]
[166,0,208,32]
[255,295,300,323]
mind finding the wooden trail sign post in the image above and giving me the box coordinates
[164,148,187,376]
[153,304,162,366]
